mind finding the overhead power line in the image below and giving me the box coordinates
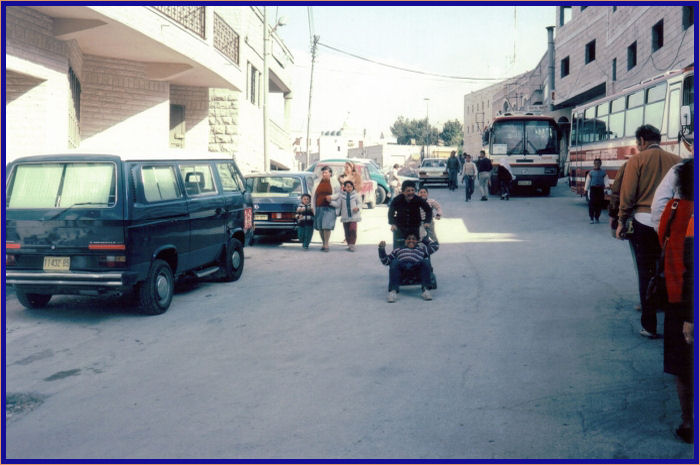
[317,42,509,82]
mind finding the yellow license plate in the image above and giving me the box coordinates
[254,214,267,221]
[43,256,70,271]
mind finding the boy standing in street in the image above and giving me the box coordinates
[295,193,314,249]
[476,150,493,201]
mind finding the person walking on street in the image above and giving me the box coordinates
[461,153,478,202]
[312,166,340,252]
[476,150,493,201]
[447,151,460,191]
[388,163,401,199]
[333,180,362,252]
[616,124,682,338]
[295,193,315,249]
[388,180,433,249]
[585,158,609,223]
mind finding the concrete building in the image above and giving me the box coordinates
[463,5,694,155]
[4,5,294,172]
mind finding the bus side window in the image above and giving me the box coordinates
[644,82,667,131]
[667,88,681,139]
[571,113,581,146]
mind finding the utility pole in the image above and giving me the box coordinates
[305,35,319,169]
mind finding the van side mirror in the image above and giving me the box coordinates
[680,105,692,129]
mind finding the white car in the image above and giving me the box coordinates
[418,158,448,187]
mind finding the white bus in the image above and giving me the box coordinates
[481,114,561,196]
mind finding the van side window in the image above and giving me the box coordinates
[179,164,217,196]
[216,162,241,192]
[141,165,182,202]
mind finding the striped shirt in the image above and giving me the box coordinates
[379,240,439,266]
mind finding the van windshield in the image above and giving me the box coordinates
[249,176,302,197]
[7,162,116,209]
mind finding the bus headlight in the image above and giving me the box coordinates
[545,167,557,175]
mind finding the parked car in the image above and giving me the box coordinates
[245,171,316,241]
[385,166,420,191]
[418,158,449,187]
[5,152,253,315]
[308,160,378,208]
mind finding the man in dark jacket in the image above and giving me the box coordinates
[388,180,432,249]
[447,151,460,191]
[476,150,493,201]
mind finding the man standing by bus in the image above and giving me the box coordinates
[476,150,493,201]
[617,125,681,339]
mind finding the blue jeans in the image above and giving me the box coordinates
[297,224,314,248]
[388,259,431,292]
[465,176,475,200]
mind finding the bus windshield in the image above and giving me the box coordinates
[491,120,559,155]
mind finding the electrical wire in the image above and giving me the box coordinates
[317,42,509,82]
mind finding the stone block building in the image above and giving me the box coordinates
[463,5,694,155]
[4,5,295,172]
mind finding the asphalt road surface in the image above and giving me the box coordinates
[4,180,695,460]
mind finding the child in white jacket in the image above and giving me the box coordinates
[332,180,362,251]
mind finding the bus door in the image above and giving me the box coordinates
[569,111,583,194]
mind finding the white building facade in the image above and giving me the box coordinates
[4,5,294,172]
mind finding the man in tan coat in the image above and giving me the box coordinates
[617,124,682,338]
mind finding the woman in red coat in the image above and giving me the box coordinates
[656,159,694,443]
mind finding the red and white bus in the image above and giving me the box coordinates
[568,67,694,196]
[481,114,562,195]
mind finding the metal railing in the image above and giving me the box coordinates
[153,6,205,38]
[213,13,239,65]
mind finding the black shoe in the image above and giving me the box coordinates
[675,426,693,443]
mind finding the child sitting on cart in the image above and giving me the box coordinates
[378,233,438,303]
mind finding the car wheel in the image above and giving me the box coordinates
[137,259,174,315]
[541,186,551,196]
[221,238,244,282]
[16,289,51,309]
[375,187,387,204]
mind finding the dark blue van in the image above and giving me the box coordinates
[5,153,253,314]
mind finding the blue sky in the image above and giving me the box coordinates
[271,5,557,138]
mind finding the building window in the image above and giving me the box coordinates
[627,41,637,70]
[651,20,664,52]
[683,6,694,29]
[612,58,617,81]
[561,56,570,77]
[247,63,260,106]
[585,40,596,64]
[68,67,81,149]
[560,6,572,26]
[169,104,185,148]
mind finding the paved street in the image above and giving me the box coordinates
[4,181,694,460]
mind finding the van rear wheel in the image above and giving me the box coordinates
[221,238,244,282]
[137,259,174,315]
[16,289,52,309]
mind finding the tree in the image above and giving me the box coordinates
[439,119,463,147]
[390,116,438,146]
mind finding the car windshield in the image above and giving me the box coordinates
[421,160,445,168]
[6,162,116,209]
[249,176,303,196]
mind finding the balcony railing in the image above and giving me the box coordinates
[153,6,205,38]
[213,13,239,65]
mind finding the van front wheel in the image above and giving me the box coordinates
[137,259,174,315]
[221,238,244,282]
[16,290,52,309]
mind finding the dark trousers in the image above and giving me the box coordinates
[629,219,663,333]
[465,176,475,201]
[500,179,511,198]
[297,224,314,248]
[388,259,431,292]
[343,221,357,245]
[448,171,458,190]
[588,186,605,220]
